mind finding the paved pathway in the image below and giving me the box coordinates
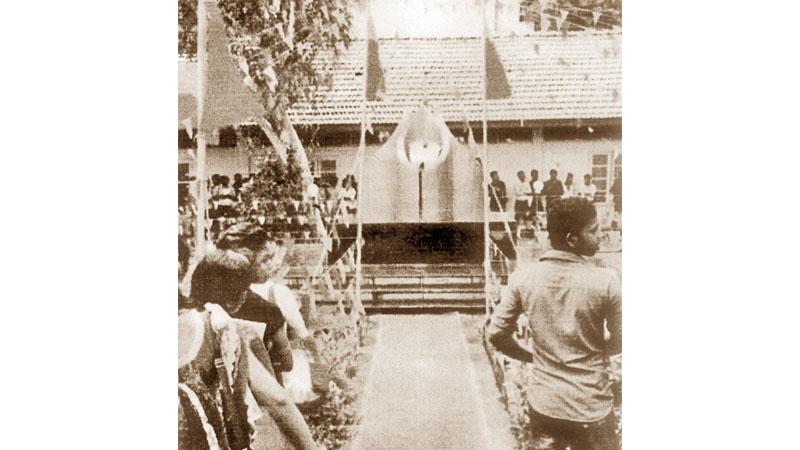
[349,314,514,450]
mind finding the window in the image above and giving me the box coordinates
[317,159,337,187]
[591,153,610,202]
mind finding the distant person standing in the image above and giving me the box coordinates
[513,170,532,238]
[213,175,238,218]
[577,173,598,202]
[529,169,544,211]
[233,172,244,196]
[610,175,621,214]
[488,170,508,212]
[306,177,321,211]
[542,169,565,208]
[338,176,358,225]
[563,172,575,198]
[487,197,621,450]
[610,175,621,231]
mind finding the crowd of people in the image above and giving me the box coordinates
[178,164,621,450]
[488,168,622,239]
[178,171,363,264]
[179,222,323,449]
[176,166,366,449]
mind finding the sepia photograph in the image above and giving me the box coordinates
[177,0,621,448]
[8,0,800,449]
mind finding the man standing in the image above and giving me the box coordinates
[487,197,621,450]
[529,169,544,224]
[513,170,532,238]
[542,168,565,207]
[488,170,508,212]
[577,173,598,201]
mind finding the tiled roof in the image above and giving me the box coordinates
[287,31,621,126]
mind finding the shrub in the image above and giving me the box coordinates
[302,309,373,449]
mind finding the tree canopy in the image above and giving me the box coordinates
[178,0,353,124]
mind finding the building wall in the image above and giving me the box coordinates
[179,139,621,185]
[482,139,621,191]
[178,146,259,179]
[179,138,621,219]
[311,138,620,193]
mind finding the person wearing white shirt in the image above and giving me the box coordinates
[563,172,575,198]
[530,169,544,229]
[576,173,597,201]
[513,171,533,239]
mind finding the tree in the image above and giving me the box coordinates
[178,0,354,197]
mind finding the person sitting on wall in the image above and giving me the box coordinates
[487,197,621,450]
[488,170,508,213]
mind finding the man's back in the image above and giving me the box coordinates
[491,250,621,422]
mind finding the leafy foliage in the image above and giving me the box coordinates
[303,309,374,449]
[520,0,622,31]
[178,0,353,212]
[178,0,352,116]
[238,145,304,217]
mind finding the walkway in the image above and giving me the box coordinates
[349,314,514,450]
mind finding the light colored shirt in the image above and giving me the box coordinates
[577,183,597,200]
[514,180,532,202]
[305,183,320,204]
[486,250,621,422]
[250,281,311,340]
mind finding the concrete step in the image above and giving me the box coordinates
[368,291,483,301]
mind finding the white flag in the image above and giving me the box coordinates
[182,117,194,139]
[592,10,602,26]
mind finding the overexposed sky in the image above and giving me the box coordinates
[351,0,525,38]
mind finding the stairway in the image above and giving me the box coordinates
[350,263,488,311]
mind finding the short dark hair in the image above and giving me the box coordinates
[547,197,597,250]
[190,249,253,307]
[550,169,558,177]
[216,222,269,253]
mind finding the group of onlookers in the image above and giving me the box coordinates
[179,222,321,449]
[306,174,358,228]
[209,173,251,219]
[488,168,621,237]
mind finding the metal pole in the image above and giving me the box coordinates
[194,0,208,260]
[481,0,492,317]
[418,163,424,220]
[354,0,371,314]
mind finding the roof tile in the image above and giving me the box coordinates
[288,31,621,126]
